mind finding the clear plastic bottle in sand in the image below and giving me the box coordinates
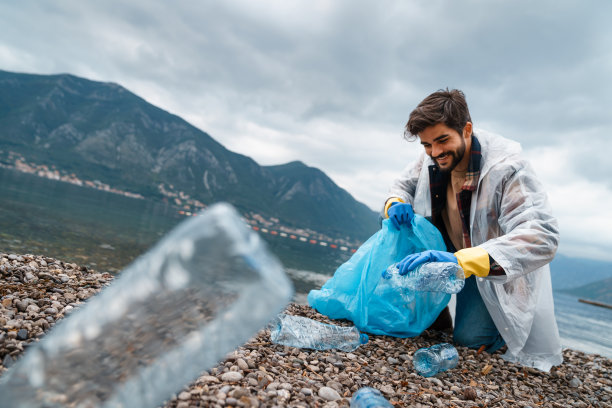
[413,343,459,377]
[350,387,393,407]
[270,313,368,352]
[0,203,293,408]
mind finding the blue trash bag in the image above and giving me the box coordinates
[308,216,449,337]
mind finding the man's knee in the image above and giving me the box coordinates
[454,326,505,352]
[453,325,482,349]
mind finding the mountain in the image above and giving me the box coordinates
[562,277,612,304]
[0,70,379,241]
[549,253,612,290]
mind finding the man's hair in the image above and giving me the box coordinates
[404,88,472,140]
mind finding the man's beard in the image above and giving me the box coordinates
[432,139,466,174]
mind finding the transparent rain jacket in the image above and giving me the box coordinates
[387,132,563,371]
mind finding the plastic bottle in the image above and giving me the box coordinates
[412,343,459,377]
[0,203,294,408]
[383,261,465,293]
[350,387,393,408]
[270,313,368,352]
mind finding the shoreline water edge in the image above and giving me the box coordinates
[1,253,610,407]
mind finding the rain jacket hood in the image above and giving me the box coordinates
[388,131,563,371]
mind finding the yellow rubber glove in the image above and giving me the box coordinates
[383,197,405,218]
[454,247,490,278]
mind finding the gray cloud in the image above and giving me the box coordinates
[1,0,611,259]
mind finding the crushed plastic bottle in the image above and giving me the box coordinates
[412,343,459,377]
[270,313,368,352]
[0,203,294,408]
[383,261,465,293]
[350,387,393,408]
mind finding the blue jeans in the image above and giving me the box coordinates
[454,276,506,353]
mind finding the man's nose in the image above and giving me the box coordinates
[431,144,443,157]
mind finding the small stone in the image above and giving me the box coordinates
[200,375,220,384]
[326,380,343,392]
[464,387,478,400]
[387,357,400,365]
[229,387,249,399]
[380,385,394,395]
[178,391,191,401]
[176,402,189,408]
[428,377,443,387]
[277,389,291,401]
[57,274,70,283]
[318,386,341,401]
[5,319,20,329]
[15,301,28,312]
[237,358,249,371]
[226,397,238,405]
[569,377,582,388]
[44,307,58,315]
[221,371,243,382]
[26,304,40,313]
[241,396,259,407]
[16,329,28,340]
[300,387,313,396]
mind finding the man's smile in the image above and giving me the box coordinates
[435,153,451,165]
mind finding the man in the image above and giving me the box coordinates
[384,89,562,371]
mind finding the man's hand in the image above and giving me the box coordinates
[396,250,457,275]
[397,247,491,278]
[387,202,415,230]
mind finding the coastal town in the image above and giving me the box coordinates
[0,150,360,252]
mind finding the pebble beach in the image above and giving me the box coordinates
[1,253,610,407]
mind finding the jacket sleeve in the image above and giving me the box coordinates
[479,160,559,283]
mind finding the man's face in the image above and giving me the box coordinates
[418,123,469,173]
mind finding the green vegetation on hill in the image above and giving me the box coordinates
[0,70,379,241]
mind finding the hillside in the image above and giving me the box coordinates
[562,277,612,304]
[549,254,612,290]
[0,70,379,241]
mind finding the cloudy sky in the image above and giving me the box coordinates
[1,1,611,261]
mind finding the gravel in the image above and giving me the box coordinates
[1,253,610,407]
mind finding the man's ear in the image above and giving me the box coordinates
[463,122,473,139]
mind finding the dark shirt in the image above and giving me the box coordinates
[427,136,504,275]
